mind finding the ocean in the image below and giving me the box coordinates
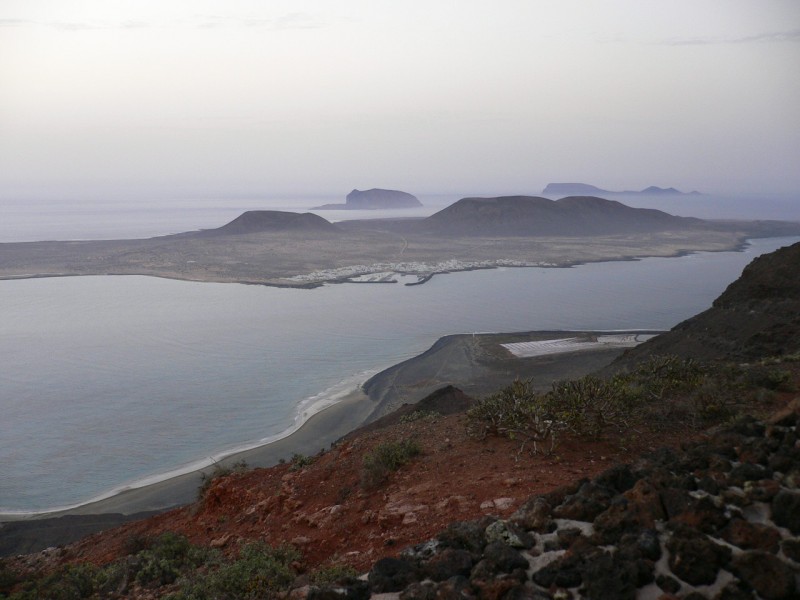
[0,193,798,513]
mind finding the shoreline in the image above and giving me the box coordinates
[0,387,378,522]
[0,232,770,290]
[0,328,656,525]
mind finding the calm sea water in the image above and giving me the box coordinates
[0,195,459,243]
[1,235,798,513]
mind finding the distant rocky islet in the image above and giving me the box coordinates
[543,182,702,196]
[313,188,423,210]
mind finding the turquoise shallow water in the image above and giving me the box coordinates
[1,235,798,512]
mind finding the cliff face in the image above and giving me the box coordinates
[614,241,800,365]
[422,195,701,236]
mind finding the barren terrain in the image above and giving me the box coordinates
[0,228,763,287]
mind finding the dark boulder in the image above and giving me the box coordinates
[368,557,419,593]
[771,490,800,534]
[720,518,782,553]
[422,548,474,582]
[665,525,732,586]
[731,550,797,599]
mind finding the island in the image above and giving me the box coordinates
[1,195,798,288]
[313,188,422,210]
[543,182,702,196]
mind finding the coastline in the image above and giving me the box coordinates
[0,329,654,556]
[0,239,746,290]
[0,329,653,527]
[0,388,377,523]
[0,229,778,289]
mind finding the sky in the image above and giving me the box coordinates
[1,0,799,199]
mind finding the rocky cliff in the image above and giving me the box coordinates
[613,241,800,366]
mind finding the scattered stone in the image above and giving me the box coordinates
[433,575,475,600]
[293,412,800,600]
[719,518,781,553]
[485,520,535,549]
[399,581,436,600]
[713,581,757,600]
[422,548,474,582]
[781,538,800,563]
[728,463,771,488]
[368,557,418,593]
[593,464,638,494]
[771,490,800,534]
[209,532,232,548]
[577,550,640,600]
[437,519,491,555]
[555,527,583,550]
[492,497,515,511]
[665,524,731,586]
[552,481,616,522]
[743,478,781,502]
[482,541,529,573]
[655,574,681,594]
[510,497,556,533]
[619,529,662,562]
[592,480,664,544]
[731,550,797,599]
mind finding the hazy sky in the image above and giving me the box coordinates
[1,0,799,199]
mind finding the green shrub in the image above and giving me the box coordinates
[361,438,422,488]
[629,355,705,400]
[544,375,637,439]
[400,410,439,424]
[746,366,795,392]
[133,532,213,586]
[289,453,315,471]
[6,563,99,600]
[169,543,300,600]
[466,379,559,454]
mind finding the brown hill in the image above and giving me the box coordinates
[612,240,800,366]
[419,195,702,236]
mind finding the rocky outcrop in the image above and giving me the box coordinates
[314,189,422,210]
[614,241,800,365]
[420,195,702,236]
[311,409,800,599]
[202,210,340,236]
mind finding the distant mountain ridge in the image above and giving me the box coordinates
[419,195,702,236]
[543,183,702,196]
[314,188,422,210]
